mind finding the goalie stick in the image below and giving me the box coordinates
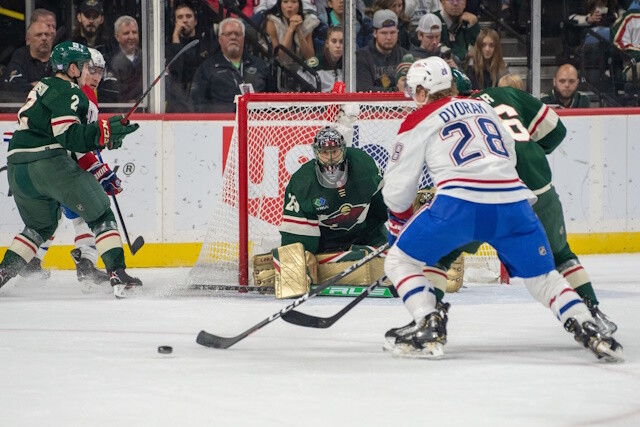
[281,275,389,328]
[121,39,199,124]
[195,243,389,349]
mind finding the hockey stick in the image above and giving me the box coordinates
[96,151,145,255]
[281,275,389,329]
[196,243,389,349]
[121,39,199,124]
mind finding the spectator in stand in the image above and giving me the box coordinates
[540,64,590,108]
[611,2,640,85]
[254,0,319,25]
[110,15,143,103]
[356,9,409,91]
[317,0,372,48]
[166,0,216,112]
[410,12,461,69]
[465,27,509,90]
[314,25,345,91]
[370,0,412,49]
[394,53,415,91]
[434,0,480,62]
[190,18,269,112]
[566,0,620,47]
[2,21,55,101]
[30,8,57,44]
[498,72,525,90]
[72,0,113,57]
[404,0,440,29]
[265,0,320,65]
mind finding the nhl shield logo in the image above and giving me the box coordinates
[538,246,547,256]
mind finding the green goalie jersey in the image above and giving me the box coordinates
[8,76,100,164]
[280,147,388,254]
[473,87,567,193]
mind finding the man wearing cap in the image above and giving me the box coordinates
[356,9,409,92]
[72,0,113,57]
[434,0,479,61]
[410,12,461,69]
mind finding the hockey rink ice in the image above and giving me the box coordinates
[0,254,638,426]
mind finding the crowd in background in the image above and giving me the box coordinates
[1,0,640,113]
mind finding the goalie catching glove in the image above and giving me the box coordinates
[95,115,139,150]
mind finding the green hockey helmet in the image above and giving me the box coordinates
[313,126,348,188]
[50,41,92,73]
[451,68,473,96]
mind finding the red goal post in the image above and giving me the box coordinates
[188,92,508,289]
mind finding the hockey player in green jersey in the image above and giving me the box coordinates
[253,126,389,298]
[279,126,388,253]
[429,70,617,335]
[0,41,141,298]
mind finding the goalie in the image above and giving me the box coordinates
[253,126,389,298]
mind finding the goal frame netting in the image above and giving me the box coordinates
[191,92,508,289]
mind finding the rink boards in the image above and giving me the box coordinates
[1,109,639,268]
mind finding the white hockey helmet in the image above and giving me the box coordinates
[405,56,453,100]
[88,47,105,69]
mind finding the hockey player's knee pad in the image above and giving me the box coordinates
[87,211,117,233]
[385,245,424,284]
[23,226,49,246]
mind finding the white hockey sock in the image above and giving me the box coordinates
[523,270,593,325]
[35,236,54,260]
[73,217,98,264]
[423,266,447,296]
[385,246,437,321]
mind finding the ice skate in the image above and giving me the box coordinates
[583,298,618,336]
[71,249,110,285]
[109,268,143,298]
[383,312,447,359]
[18,257,51,280]
[564,318,624,363]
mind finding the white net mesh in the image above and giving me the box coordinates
[188,93,505,288]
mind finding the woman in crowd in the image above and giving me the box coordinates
[465,27,509,90]
[265,0,320,64]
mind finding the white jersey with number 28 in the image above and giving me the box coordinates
[383,96,536,214]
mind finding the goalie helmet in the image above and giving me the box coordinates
[50,41,92,73]
[405,56,452,101]
[313,126,348,189]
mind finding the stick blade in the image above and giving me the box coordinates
[281,310,332,328]
[130,236,145,255]
[196,330,237,349]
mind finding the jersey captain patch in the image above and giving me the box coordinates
[319,203,369,231]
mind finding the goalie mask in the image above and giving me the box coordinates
[313,126,348,189]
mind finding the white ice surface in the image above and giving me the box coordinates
[1,254,639,427]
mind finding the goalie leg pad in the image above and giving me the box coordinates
[316,247,385,286]
[273,243,316,299]
[252,252,276,289]
[445,254,465,293]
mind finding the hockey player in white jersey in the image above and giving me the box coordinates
[382,57,623,362]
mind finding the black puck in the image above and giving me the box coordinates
[158,346,173,354]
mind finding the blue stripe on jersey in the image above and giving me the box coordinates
[440,185,529,193]
[402,286,425,302]
[559,299,582,315]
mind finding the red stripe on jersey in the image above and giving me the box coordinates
[82,85,98,104]
[51,117,79,126]
[396,274,424,290]
[398,97,452,135]
[77,152,100,170]
[562,265,584,277]
[529,105,549,136]
[282,217,318,226]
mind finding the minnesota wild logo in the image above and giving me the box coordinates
[321,203,369,231]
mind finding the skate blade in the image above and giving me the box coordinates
[382,341,444,359]
[113,284,142,299]
[595,342,625,363]
[81,282,113,295]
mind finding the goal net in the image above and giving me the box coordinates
[188,93,508,290]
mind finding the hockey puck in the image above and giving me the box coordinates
[158,346,173,354]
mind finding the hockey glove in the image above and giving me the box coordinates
[387,208,413,246]
[97,115,140,150]
[90,162,123,195]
